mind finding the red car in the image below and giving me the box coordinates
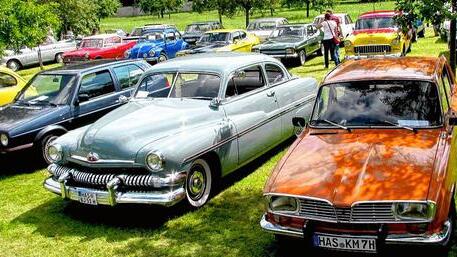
[63,34,136,63]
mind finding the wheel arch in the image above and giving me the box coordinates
[34,125,68,143]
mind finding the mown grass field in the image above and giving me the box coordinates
[2,1,455,257]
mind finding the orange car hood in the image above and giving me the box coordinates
[266,129,442,206]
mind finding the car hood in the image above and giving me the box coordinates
[63,48,99,57]
[258,38,300,49]
[266,129,441,206]
[0,104,61,133]
[348,31,398,45]
[74,98,223,160]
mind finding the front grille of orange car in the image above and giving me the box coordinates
[298,199,397,223]
[354,45,392,54]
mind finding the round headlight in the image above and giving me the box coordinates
[0,134,8,147]
[269,196,299,213]
[393,202,436,221]
[285,48,295,54]
[124,50,130,58]
[149,49,156,57]
[145,152,163,172]
[46,144,62,163]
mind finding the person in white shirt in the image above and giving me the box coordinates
[317,13,340,68]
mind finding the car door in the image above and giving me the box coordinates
[70,69,123,127]
[306,25,320,53]
[221,64,282,165]
[164,30,179,58]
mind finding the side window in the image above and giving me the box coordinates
[239,31,247,39]
[226,65,265,98]
[79,70,116,99]
[112,65,143,90]
[232,31,240,42]
[265,64,287,85]
[136,73,171,98]
[0,73,17,88]
[438,72,450,113]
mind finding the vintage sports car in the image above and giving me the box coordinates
[247,18,289,42]
[182,21,223,45]
[0,67,27,106]
[313,13,354,38]
[125,27,188,63]
[344,10,413,58]
[261,56,457,252]
[177,29,260,56]
[1,39,77,71]
[0,59,150,163]
[63,34,136,64]
[252,23,323,66]
[43,53,318,208]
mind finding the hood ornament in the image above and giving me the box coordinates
[87,152,100,162]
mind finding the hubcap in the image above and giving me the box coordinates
[43,136,58,163]
[8,61,18,71]
[188,165,206,200]
[158,55,167,62]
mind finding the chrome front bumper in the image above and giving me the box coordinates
[345,52,402,59]
[260,214,452,246]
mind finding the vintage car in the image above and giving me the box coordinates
[129,24,177,37]
[43,53,318,208]
[105,29,127,37]
[63,34,137,64]
[252,23,323,65]
[247,18,289,42]
[125,27,188,63]
[0,67,27,106]
[177,29,260,56]
[182,21,223,45]
[261,56,457,253]
[0,59,150,163]
[313,13,354,38]
[344,10,413,58]
[1,39,77,71]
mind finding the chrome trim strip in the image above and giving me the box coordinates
[69,155,136,165]
[0,142,33,153]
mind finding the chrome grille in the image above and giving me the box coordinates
[260,49,286,55]
[297,198,398,223]
[354,45,391,54]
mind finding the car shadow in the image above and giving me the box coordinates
[283,53,321,69]
[0,149,45,179]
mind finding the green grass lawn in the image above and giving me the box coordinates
[1,2,455,256]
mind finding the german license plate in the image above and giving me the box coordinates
[313,233,376,252]
[78,190,97,205]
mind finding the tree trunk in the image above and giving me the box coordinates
[38,47,44,70]
[270,7,274,16]
[306,1,310,18]
[451,0,457,73]
[218,10,223,25]
[245,7,250,28]
[160,9,164,18]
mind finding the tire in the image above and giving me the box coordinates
[185,158,213,208]
[55,53,64,63]
[6,60,21,72]
[297,50,306,66]
[40,134,60,165]
[157,53,168,63]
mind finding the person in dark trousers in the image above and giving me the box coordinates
[317,13,339,68]
[326,9,343,62]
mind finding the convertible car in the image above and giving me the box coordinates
[177,29,260,56]
[252,23,323,65]
[125,27,188,63]
[0,67,27,106]
[344,10,413,58]
[261,56,457,253]
[43,53,318,208]
[0,60,150,163]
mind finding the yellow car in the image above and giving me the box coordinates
[344,10,413,58]
[177,29,260,55]
[0,67,27,106]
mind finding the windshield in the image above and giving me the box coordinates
[355,17,397,30]
[135,72,221,100]
[16,74,76,105]
[310,81,442,128]
[80,39,103,48]
[248,21,277,30]
[130,28,143,36]
[270,26,304,38]
[186,24,212,33]
[199,32,230,43]
[140,32,163,42]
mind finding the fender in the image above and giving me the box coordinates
[34,125,68,143]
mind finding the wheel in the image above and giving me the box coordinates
[6,60,21,72]
[185,158,213,208]
[441,201,456,251]
[40,134,60,164]
[418,29,425,38]
[55,53,64,63]
[298,50,306,66]
[157,53,168,63]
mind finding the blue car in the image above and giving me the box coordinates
[125,27,188,63]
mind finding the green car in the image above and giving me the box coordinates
[252,23,323,66]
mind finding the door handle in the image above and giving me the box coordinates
[266,91,275,97]
[118,95,129,103]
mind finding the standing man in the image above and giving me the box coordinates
[326,9,343,62]
[317,13,339,68]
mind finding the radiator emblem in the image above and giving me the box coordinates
[87,152,100,162]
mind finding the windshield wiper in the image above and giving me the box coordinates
[313,119,351,132]
[30,100,58,107]
[381,120,417,133]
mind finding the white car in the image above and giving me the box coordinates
[313,13,355,38]
[247,18,289,42]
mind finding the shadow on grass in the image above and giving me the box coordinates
[0,148,45,179]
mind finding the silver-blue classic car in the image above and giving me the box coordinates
[43,53,318,208]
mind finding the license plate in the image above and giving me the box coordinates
[313,233,376,252]
[78,190,97,205]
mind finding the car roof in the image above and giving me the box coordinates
[206,29,245,33]
[252,17,286,22]
[323,57,443,84]
[40,59,145,75]
[359,10,397,18]
[83,33,119,40]
[146,52,280,76]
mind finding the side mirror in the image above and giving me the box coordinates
[76,93,90,105]
[292,117,306,127]
[209,97,221,109]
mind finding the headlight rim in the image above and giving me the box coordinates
[145,151,164,172]
[148,49,156,57]
[0,133,8,147]
[267,195,299,214]
[46,144,63,163]
[392,201,436,222]
[124,50,131,58]
[285,48,295,55]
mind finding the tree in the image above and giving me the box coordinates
[281,0,334,17]
[0,0,60,68]
[236,0,265,27]
[138,0,183,18]
[192,0,237,24]
[95,0,121,22]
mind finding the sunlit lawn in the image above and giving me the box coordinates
[2,1,455,256]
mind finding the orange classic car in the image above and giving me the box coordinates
[261,56,457,253]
